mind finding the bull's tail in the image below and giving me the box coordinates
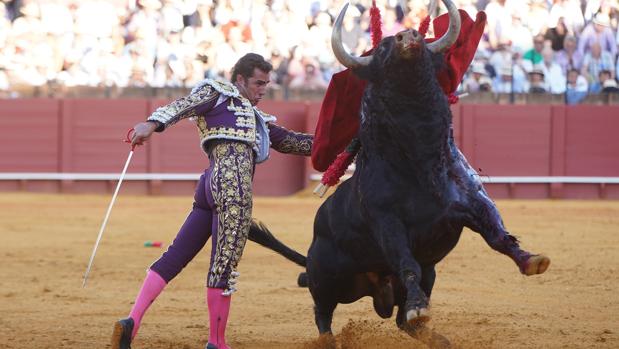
[248,220,307,267]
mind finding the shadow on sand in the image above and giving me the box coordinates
[301,320,457,349]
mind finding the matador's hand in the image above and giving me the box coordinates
[131,121,158,147]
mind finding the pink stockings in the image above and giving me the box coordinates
[126,273,232,349]
[128,270,167,339]
[207,287,232,349]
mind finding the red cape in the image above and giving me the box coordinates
[311,10,487,172]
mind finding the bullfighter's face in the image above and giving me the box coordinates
[236,68,270,106]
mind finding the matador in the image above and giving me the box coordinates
[111,53,313,349]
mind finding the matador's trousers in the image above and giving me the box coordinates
[150,141,254,291]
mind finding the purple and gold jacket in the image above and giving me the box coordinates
[147,79,313,163]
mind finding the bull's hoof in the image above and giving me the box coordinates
[522,255,550,276]
[406,307,430,327]
[314,333,336,349]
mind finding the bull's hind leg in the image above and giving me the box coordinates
[466,193,550,275]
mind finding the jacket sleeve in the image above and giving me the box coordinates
[268,123,313,156]
[147,84,219,131]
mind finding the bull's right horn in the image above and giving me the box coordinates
[426,0,461,53]
[332,3,372,68]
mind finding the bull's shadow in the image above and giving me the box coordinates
[249,0,549,344]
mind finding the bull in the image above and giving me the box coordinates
[249,0,550,342]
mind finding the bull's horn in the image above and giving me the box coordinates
[331,3,372,68]
[426,0,461,53]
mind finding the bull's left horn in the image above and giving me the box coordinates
[332,3,372,68]
[426,0,461,53]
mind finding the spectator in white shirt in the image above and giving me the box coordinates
[540,47,566,93]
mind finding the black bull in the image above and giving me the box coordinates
[248,0,550,339]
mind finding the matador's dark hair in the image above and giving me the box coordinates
[231,53,273,82]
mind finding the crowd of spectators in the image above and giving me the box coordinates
[1,0,619,103]
[462,0,619,104]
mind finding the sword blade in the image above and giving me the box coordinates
[82,150,134,288]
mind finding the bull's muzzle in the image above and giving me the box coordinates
[395,29,424,51]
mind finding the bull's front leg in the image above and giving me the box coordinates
[465,192,550,276]
[369,215,430,326]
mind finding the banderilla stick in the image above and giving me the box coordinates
[82,129,136,288]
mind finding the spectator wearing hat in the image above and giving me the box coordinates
[555,35,583,74]
[540,47,566,93]
[565,68,588,104]
[526,66,547,93]
[577,12,616,59]
[581,42,615,85]
[464,62,493,93]
[589,69,614,94]
[601,79,619,93]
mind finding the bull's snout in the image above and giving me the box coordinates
[395,29,424,50]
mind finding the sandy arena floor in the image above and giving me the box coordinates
[0,192,617,349]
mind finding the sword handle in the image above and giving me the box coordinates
[124,128,136,151]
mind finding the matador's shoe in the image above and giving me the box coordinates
[206,343,232,349]
[111,317,134,349]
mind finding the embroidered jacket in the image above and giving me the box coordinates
[147,79,313,163]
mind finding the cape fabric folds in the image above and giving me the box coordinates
[311,10,487,172]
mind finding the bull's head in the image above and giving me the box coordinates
[332,0,461,81]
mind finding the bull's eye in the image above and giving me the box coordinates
[396,34,403,42]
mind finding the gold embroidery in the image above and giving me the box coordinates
[208,142,254,289]
[148,84,218,127]
[227,98,254,117]
[228,99,256,128]
[277,134,313,156]
[199,126,256,141]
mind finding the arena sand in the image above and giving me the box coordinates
[0,193,617,349]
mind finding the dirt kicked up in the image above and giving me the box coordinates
[0,193,617,349]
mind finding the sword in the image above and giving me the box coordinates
[82,129,136,288]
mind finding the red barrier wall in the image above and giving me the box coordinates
[1,99,618,198]
[0,99,61,192]
[60,99,151,194]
